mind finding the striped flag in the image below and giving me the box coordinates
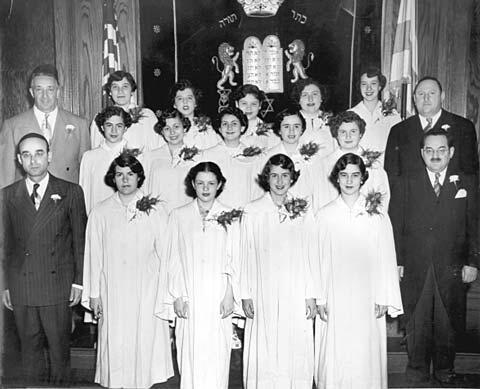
[389,0,417,119]
[102,0,121,107]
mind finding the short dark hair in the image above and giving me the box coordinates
[94,106,133,137]
[329,111,366,138]
[230,84,266,104]
[104,153,145,190]
[104,71,138,95]
[256,153,300,192]
[17,132,50,154]
[289,77,328,108]
[213,106,248,135]
[184,161,227,198]
[421,128,454,148]
[30,64,59,86]
[272,107,306,137]
[169,79,202,108]
[329,153,369,192]
[154,108,191,136]
[414,76,443,94]
[359,66,387,93]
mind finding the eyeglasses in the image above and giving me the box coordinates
[423,147,449,156]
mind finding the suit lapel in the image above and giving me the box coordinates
[51,110,65,148]
[31,175,65,234]
[26,109,42,132]
[11,180,37,220]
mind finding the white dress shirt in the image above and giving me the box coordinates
[426,167,447,186]
[419,109,442,130]
[33,105,58,137]
[26,173,50,209]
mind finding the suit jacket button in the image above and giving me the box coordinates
[66,167,70,171]
[429,227,433,231]
[51,271,56,274]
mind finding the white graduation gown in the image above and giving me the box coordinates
[240,117,281,150]
[239,193,318,389]
[298,110,336,159]
[350,101,401,166]
[79,139,126,214]
[314,195,403,389]
[90,106,165,151]
[142,143,202,214]
[183,120,222,150]
[82,191,174,389]
[202,142,263,208]
[161,200,237,389]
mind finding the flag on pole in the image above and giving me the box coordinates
[102,0,121,107]
[389,0,417,119]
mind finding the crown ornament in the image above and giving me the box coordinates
[237,0,285,17]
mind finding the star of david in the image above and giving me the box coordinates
[261,95,274,117]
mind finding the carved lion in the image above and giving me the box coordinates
[212,42,240,90]
[284,39,314,83]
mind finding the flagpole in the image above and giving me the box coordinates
[348,0,357,108]
[173,0,178,82]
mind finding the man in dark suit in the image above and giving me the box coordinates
[0,64,90,188]
[389,128,479,384]
[1,133,87,384]
[385,76,478,186]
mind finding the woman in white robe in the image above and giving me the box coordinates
[160,162,239,389]
[231,84,280,149]
[240,153,318,389]
[90,71,164,151]
[313,111,390,214]
[142,109,202,214]
[82,152,173,389]
[349,67,401,166]
[170,79,221,150]
[80,106,132,214]
[314,153,403,389]
[203,106,263,208]
[290,78,335,158]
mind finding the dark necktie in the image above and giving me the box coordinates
[424,117,433,132]
[433,172,441,197]
[31,183,40,208]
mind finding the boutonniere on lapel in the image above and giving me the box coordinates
[128,106,146,124]
[209,209,244,231]
[65,124,75,135]
[50,194,62,204]
[278,197,309,223]
[193,115,211,133]
[449,175,467,198]
[441,124,451,131]
[130,195,162,221]
[364,191,384,216]
[234,146,264,158]
[299,142,321,161]
[361,149,383,168]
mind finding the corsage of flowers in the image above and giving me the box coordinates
[361,149,383,168]
[255,122,273,136]
[129,106,146,124]
[130,195,162,221]
[193,115,211,133]
[65,124,75,135]
[279,197,308,222]
[234,146,264,158]
[381,96,397,116]
[299,142,321,161]
[364,191,384,216]
[449,174,459,190]
[121,147,143,159]
[178,146,199,163]
[441,124,451,131]
[50,194,62,203]
[319,111,333,123]
[211,209,244,231]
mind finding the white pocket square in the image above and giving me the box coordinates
[455,189,467,199]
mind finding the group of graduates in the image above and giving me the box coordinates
[1,63,479,389]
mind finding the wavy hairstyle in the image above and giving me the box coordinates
[154,108,191,135]
[104,152,145,190]
[213,106,248,135]
[184,161,227,198]
[329,153,369,192]
[256,153,300,192]
[95,106,133,137]
[272,107,306,137]
[328,111,366,138]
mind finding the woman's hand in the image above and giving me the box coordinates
[174,297,189,319]
[305,298,316,320]
[375,304,388,318]
[90,297,103,320]
[242,299,254,319]
[317,304,328,322]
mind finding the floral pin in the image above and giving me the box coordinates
[211,209,244,231]
[65,124,75,135]
[361,149,383,168]
[50,194,62,203]
[319,111,333,123]
[129,106,146,124]
[121,147,143,159]
[193,115,211,133]
[130,195,162,221]
[449,175,460,190]
[178,146,199,163]
[299,142,321,161]
[381,96,397,117]
[255,122,273,136]
[364,191,384,216]
[279,197,309,222]
[234,146,264,158]
[441,124,451,131]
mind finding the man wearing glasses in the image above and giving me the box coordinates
[389,128,479,385]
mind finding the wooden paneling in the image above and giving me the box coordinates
[467,1,480,136]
